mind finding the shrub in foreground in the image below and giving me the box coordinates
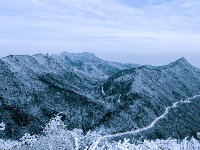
[0,114,200,150]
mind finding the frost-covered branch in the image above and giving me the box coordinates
[0,122,5,131]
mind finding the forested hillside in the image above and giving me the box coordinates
[0,53,200,142]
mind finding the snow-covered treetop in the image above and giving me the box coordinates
[0,122,5,131]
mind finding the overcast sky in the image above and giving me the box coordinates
[0,0,200,68]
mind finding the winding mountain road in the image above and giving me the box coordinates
[92,95,200,149]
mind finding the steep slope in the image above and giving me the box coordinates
[0,54,106,140]
[0,52,139,140]
[95,57,200,140]
[140,95,200,141]
[94,95,200,145]
[1,53,200,142]
[104,95,200,143]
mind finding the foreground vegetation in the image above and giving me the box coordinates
[0,113,200,150]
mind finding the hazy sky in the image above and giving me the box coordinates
[0,0,200,68]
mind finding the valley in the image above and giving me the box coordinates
[0,52,200,142]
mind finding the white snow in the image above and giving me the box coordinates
[0,122,5,131]
[102,86,105,96]
[92,95,200,149]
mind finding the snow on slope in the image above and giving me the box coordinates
[92,95,200,148]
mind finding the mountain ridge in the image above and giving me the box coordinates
[0,52,200,142]
[94,56,200,140]
[0,52,140,140]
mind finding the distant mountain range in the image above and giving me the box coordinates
[0,52,200,142]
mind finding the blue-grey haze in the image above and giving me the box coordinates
[0,0,200,68]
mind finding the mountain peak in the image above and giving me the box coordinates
[156,57,191,69]
[177,57,188,63]
[60,51,68,55]
[173,57,191,66]
[169,57,188,66]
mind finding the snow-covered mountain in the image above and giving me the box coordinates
[0,52,138,140]
[0,53,200,142]
[58,51,139,78]
[95,57,200,140]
